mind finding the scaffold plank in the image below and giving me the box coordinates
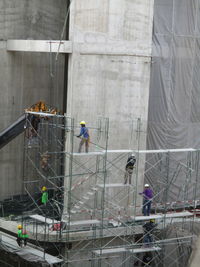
[132,211,192,221]
[106,150,133,153]
[165,211,193,218]
[69,220,100,226]
[106,148,196,154]
[29,214,59,225]
[128,246,161,253]
[71,148,196,156]
[94,247,127,255]
[72,152,105,156]
[94,246,161,255]
[0,234,63,264]
[97,183,133,188]
[138,149,173,154]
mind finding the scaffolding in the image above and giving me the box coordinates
[14,111,199,266]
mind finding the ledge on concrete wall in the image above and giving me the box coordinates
[7,40,72,53]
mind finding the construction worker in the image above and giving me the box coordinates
[139,184,153,216]
[16,224,23,247]
[142,252,153,265]
[124,154,136,184]
[143,219,157,246]
[41,186,48,205]
[77,121,90,153]
[17,225,28,247]
[40,152,50,171]
[30,115,40,136]
[27,115,40,147]
[22,228,28,247]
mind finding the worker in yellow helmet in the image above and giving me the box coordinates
[41,186,48,205]
[77,121,90,153]
[16,224,29,247]
[16,224,23,247]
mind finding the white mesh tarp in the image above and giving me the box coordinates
[148,0,200,149]
[147,0,200,202]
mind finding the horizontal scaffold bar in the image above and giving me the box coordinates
[70,148,197,155]
[29,215,101,226]
[29,214,59,225]
[132,211,192,221]
[106,148,197,153]
[68,219,100,226]
[94,246,161,255]
[97,183,133,188]
[72,152,105,156]
[25,111,64,118]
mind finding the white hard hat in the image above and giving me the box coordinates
[144,184,149,187]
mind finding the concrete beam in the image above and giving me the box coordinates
[7,40,72,53]
[76,43,152,57]
[6,40,152,57]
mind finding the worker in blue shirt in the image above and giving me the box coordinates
[77,121,90,153]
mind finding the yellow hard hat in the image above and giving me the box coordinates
[80,121,86,125]
[18,224,22,229]
[42,186,47,191]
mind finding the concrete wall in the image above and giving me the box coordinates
[189,236,200,267]
[64,0,154,218]
[67,0,154,129]
[0,0,67,200]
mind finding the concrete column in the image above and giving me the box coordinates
[64,0,155,218]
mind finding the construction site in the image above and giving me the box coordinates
[0,0,200,266]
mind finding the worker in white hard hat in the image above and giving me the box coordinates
[139,183,153,216]
[124,155,136,184]
[77,121,90,153]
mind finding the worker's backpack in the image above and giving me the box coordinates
[22,230,27,235]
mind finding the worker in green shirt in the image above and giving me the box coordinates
[41,186,48,204]
[17,224,23,247]
[16,225,28,247]
[22,229,28,246]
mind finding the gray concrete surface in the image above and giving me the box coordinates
[189,236,200,267]
[67,0,154,138]
[64,0,155,218]
[0,0,67,200]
